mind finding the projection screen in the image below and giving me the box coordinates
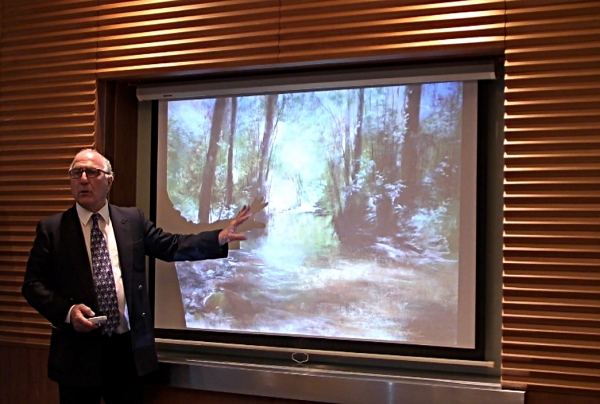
[140,65,494,352]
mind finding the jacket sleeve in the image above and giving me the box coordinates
[137,208,229,262]
[22,220,73,329]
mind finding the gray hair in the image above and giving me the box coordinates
[70,148,114,178]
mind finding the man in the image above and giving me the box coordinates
[22,148,252,404]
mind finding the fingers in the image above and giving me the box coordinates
[71,303,93,320]
[218,201,266,246]
[228,233,248,242]
[249,196,268,214]
[218,209,250,246]
[239,204,252,217]
[233,205,252,226]
[77,304,95,318]
[71,304,100,332]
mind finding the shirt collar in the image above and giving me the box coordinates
[76,203,110,226]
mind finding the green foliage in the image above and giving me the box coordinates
[166,83,464,256]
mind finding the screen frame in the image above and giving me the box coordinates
[143,62,501,365]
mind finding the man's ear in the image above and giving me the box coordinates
[107,176,114,190]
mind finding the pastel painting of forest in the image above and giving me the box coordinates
[163,81,474,347]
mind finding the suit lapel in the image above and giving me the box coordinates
[64,206,90,268]
[62,206,97,302]
[109,205,133,297]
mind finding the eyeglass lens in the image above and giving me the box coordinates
[69,168,102,179]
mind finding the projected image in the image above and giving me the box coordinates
[164,82,465,346]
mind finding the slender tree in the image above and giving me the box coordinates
[333,89,368,247]
[343,94,352,188]
[399,84,422,217]
[198,97,227,223]
[226,97,238,208]
[350,88,365,186]
[374,88,403,237]
[257,94,278,195]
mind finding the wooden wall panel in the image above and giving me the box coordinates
[527,391,600,404]
[502,0,600,394]
[95,0,281,79]
[1,0,599,402]
[0,0,98,347]
[0,0,509,349]
[279,0,506,64]
[0,344,58,404]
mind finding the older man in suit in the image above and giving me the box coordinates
[22,148,252,404]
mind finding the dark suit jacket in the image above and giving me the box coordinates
[22,204,227,386]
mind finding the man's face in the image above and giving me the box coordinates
[69,150,113,212]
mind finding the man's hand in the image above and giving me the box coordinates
[236,196,269,233]
[70,303,101,333]
[218,205,253,246]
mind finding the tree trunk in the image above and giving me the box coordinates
[350,88,365,186]
[399,84,422,216]
[198,97,227,223]
[226,97,237,208]
[257,94,278,195]
[343,95,352,187]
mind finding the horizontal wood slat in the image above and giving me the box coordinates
[0,0,97,346]
[95,0,281,78]
[278,0,506,64]
[503,0,600,394]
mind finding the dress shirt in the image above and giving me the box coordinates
[65,203,130,333]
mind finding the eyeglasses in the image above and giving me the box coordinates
[68,167,110,179]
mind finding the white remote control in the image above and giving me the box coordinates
[88,315,107,324]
